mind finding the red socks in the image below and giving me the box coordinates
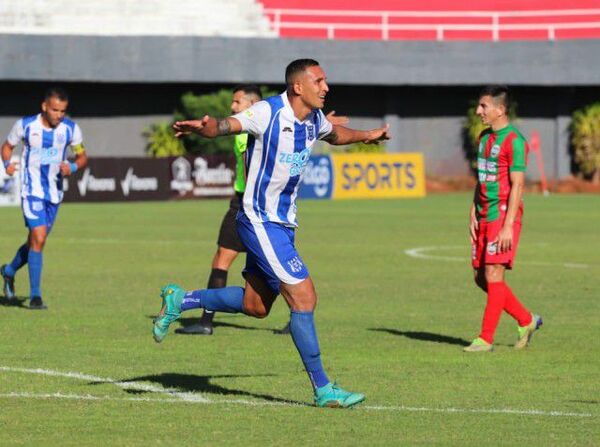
[479,281,532,344]
[503,284,532,327]
[479,282,506,344]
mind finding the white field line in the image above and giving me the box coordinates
[0,366,595,418]
[0,366,208,403]
[404,246,594,269]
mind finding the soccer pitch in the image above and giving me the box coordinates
[0,194,598,446]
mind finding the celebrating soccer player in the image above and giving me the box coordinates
[464,85,543,353]
[1,87,88,309]
[154,59,389,407]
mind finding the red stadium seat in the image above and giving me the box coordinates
[259,0,600,41]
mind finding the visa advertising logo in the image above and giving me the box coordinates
[298,155,333,199]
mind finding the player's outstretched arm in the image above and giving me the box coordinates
[322,124,390,146]
[173,116,242,139]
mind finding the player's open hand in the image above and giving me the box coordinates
[363,124,390,144]
[325,111,349,126]
[495,225,513,253]
[173,115,210,138]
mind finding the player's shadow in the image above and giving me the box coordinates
[369,328,470,347]
[147,316,287,333]
[93,372,309,406]
[0,296,28,309]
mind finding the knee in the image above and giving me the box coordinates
[244,303,270,319]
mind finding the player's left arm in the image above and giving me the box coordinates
[322,124,390,146]
[60,124,88,176]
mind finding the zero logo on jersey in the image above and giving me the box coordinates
[279,147,312,176]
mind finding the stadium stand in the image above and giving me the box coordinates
[259,0,600,41]
[0,0,275,37]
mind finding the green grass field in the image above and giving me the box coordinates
[0,193,598,446]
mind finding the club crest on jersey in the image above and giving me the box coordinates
[56,132,66,144]
[490,145,501,158]
[307,125,315,140]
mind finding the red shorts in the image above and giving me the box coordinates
[471,219,522,270]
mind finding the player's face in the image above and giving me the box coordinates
[230,90,253,114]
[41,97,68,128]
[299,65,329,109]
[476,95,504,127]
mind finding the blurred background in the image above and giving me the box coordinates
[1,0,599,200]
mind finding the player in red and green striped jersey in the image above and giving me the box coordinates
[464,85,543,353]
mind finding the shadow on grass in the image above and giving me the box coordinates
[0,296,28,309]
[147,315,290,334]
[369,328,470,347]
[91,372,309,406]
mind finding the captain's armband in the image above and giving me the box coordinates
[71,143,86,155]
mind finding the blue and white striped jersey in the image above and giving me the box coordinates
[233,92,332,227]
[7,114,83,204]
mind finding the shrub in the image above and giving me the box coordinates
[143,122,185,158]
[570,102,600,182]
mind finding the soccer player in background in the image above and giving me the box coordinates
[464,85,543,352]
[153,59,389,407]
[1,87,88,309]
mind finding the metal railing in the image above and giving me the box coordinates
[264,8,600,41]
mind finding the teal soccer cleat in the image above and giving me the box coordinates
[1,264,15,299]
[152,284,185,343]
[314,382,365,408]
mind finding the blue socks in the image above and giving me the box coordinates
[181,287,244,313]
[5,244,29,277]
[289,310,330,390]
[28,250,43,298]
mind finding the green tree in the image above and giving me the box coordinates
[570,102,600,182]
[143,122,185,158]
[145,87,279,157]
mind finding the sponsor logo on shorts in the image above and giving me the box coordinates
[287,256,304,273]
[31,200,44,212]
[487,242,498,255]
[471,243,477,259]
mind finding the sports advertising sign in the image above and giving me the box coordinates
[331,153,425,199]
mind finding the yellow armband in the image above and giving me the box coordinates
[71,143,86,155]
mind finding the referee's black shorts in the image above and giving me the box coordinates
[217,192,246,252]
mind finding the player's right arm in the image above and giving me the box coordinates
[2,119,23,176]
[469,191,478,243]
[173,116,243,138]
[1,141,17,176]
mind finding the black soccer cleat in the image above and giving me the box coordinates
[175,323,213,335]
[273,321,291,335]
[1,264,15,299]
[29,296,48,310]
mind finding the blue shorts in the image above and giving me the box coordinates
[22,197,60,231]
[236,212,309,294]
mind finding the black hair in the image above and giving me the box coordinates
[479,85,510,111]
[285,59,320,86]
[233,84,262,100]
[44,86,69,102]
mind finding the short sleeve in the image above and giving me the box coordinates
[6,119,23,146]
[509,137,527,172]
[71,123,83,147]
[232,101,271,137]
[317,110,333,139]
